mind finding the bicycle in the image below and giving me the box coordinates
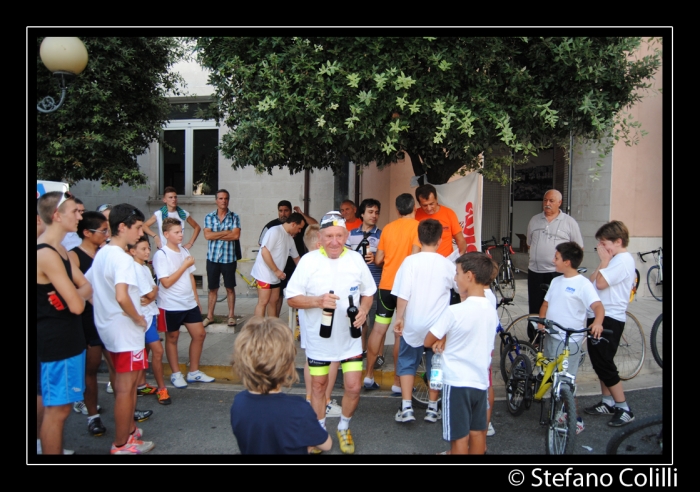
[638,248,662,301]
[506,317,612,455]
[505,267,646,381]
[650,313,663,369]
[494,295,538,384]
[606,414,663,455]
[482,235,518,300]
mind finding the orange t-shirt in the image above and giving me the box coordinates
[344,217,362,231]
[377,217,420,290]
[415,205,462,258]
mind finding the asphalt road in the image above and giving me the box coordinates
[31,377,665,462]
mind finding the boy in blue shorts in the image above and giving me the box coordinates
[539,241,605,434]
[129,236,171,405]
[37,191,92,454]
[392,219,455,423]
[424,252,498,455]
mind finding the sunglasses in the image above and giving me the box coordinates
[97,203,112,213]
[55,191,74,212]
[88,228,110,235]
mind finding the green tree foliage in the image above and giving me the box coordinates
[36,37,187,187]
[195,37,661,184]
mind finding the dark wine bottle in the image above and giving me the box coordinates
[319,290,335,338]
[347,295,361,338]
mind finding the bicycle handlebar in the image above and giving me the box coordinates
[638,249,661,263]
[527,317,613,337]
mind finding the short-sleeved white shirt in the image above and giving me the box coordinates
[134,262,159,326]
[153,209,189,248]
[429,296,498,389]
[544,274,600,344]
[251,225,299,285]
[586,252,635,322]
[286,248,377,361]
[152,245,197,311]
[85,245,145,353]
[391,252,455,347]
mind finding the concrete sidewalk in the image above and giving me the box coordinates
[159,278,663,399]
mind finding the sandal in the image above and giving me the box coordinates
[202,317,212,327]
[228,317,237,327]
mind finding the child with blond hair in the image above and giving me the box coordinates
[230,316,331,454]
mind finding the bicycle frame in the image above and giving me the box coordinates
[532,344,575,401]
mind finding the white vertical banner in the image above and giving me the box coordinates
[430,172,483,256]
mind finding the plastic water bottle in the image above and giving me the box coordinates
[429,352,443,390]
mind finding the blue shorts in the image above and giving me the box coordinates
[145,317,159,344]
[41,351,86,407]
[396,338,425,376]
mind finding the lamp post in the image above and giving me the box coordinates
[37,37,89,114]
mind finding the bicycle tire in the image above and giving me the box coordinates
[616,312,646,380]
[546,384,577,455]
[497,263,516,300]
[505,354,531,416]
[506,313,541,346]
[411,352,441,409]
[647,265,662,301]
[605,414,663,455]
[500,341,538,384]
[650,313,663,369]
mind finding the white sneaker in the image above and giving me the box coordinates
[106,381,114,394]
[487,422,496,436]
[37,440,74,455]
[325,399,342,418]
[424,408,442,422]
[187,370,215,383]
[73,401,87,415]
[171,372,188,388]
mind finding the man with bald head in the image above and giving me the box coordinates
[526,189,584,318]
[286,211,376,454]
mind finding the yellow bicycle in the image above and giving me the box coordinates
[506,317,612,455]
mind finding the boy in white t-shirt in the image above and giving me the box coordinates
[424,252,499,455]
[392,219,455,424]
[152,218,214,389]
[539,241,605,435]
[142,186,201,250]
[86,203,155,455]
[584,221,637,427]
[128,236,171,405]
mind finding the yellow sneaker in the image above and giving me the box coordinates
[337,429,355,454]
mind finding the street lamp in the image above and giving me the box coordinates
[37,37,89,114]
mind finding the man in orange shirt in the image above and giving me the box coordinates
[414,184,467,259]
[340,200,362,231]
[364,194,420,392]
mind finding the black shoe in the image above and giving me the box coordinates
[608,408,635,427]
[584,401,615,416]
[88,416,106,436]
[134,409,153,422]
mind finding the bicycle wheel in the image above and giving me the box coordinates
[506,354,531,416]
[546,384,577,455]
[606,415,663,455]
[506,313,541,346]
[647,265,662,301]
[500,341,538,384]
[497,263,516,300]
[650,313,663,369]
[616,312,646,380]
[411,352,441,409]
